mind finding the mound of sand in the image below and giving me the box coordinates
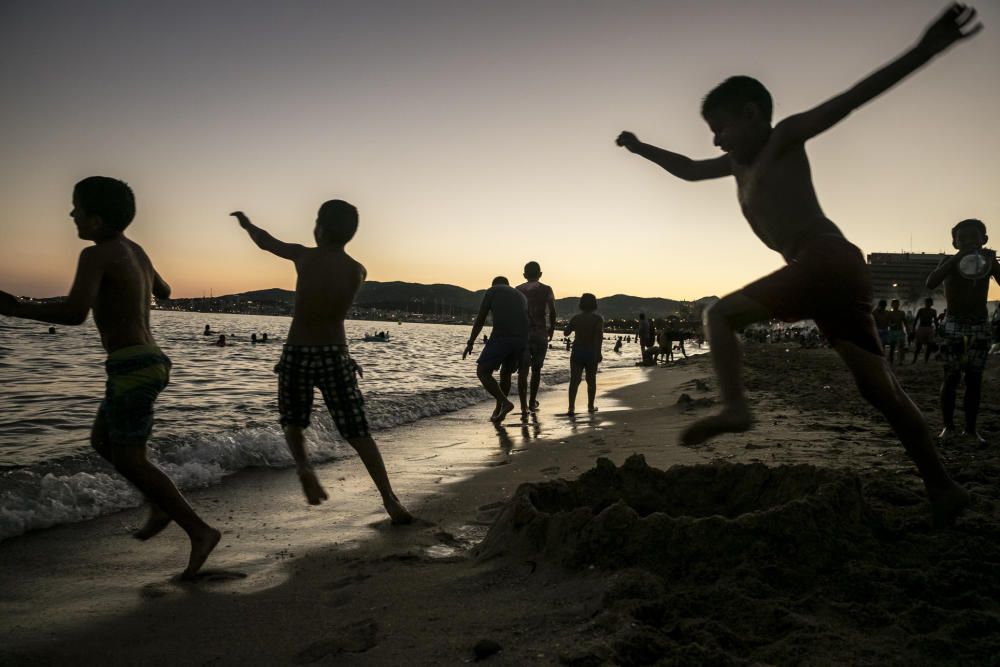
[476,455,1000,666]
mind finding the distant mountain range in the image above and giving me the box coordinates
[216,281,717,320]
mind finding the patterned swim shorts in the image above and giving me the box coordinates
[99,344,171,447]
[940,318,992,374]
[275,344,370,438]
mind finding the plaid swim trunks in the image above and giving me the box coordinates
[275,344,370,438]
[940,318,992,374]
[99,344,171,447]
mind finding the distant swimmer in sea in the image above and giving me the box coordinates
[616,3,979,525]
[0,176,220,578]
[925,219,1000,446]
[47,326,56,334]
[614,337,623,354]
[517,261,557,413]
[215,334,227,347]
[203,324,212,336]
[230,202,411,523]
[463,276,530,422]
[251,333,258,344]
[564,293,603,415]
[261,332,268,343]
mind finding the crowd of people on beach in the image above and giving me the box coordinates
[0,4,994,583]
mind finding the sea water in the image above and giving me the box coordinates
[0,310,699,540]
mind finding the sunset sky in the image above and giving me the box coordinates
[2,0,998,301]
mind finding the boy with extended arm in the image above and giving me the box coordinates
[616,3,981,525]
[0,177,220,578]
[230,202,411,524]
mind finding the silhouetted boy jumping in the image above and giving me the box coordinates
[617,3,981,525]
[230,203,411,524]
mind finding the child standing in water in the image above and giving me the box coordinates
[0,177,220,579]
[616,3,980,525]
[564,293,603,415]
[230,202,411,524]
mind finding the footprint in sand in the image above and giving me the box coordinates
[324,573,371,590]
[294,618,379,664]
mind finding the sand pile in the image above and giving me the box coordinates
[476,455,1000,665]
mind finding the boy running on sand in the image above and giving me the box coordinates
[230,202,411,523]
[617,3,981,524]
[0,177,220,579]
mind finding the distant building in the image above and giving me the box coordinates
[867,252,948,310]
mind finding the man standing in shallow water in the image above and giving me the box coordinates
[230,202,411,524]
[516,261,557,414]
[925,219,1000,446]
[0,177,220,579]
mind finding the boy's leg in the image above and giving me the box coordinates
[568,362,583,414]
[90,411,171,540]
[681,292,771,446]
[517,358,530,413]
[283,424,329,505]
[963,370,984,442]
[111,446,220,578]
[832,340,968,525]
[345,436,412,524]
[585,363,598,412]
[939,371,961,438]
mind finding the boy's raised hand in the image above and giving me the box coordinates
[917,3,982,56]
[616,131,640,151]
[229,211,252,229]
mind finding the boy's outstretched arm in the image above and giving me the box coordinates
[153,269,171,301]
[230,211,306,261]
[0,248,104,325]
[616,131,731,181]
[775,3,981,147]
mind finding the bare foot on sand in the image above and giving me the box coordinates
[937,426,956,442]
[297,468,330,505]
[384,494,413,525]
[588,405,599,413]
[133,506,172,541]
[182,527,222,580]
[680,406,752,446]
[491,400,515,423]
[963,430,988,446]
[529,400,539,412]
[930,485,971,528]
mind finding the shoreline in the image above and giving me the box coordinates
[3,348,996,664]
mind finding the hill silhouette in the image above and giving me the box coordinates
[223,282,716,320]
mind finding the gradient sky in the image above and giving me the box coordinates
[2,0,998,301]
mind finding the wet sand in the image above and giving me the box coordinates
[1,348,998,665]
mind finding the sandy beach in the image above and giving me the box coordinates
[2,347,998,666]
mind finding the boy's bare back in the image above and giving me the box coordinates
[288,247,365,346]
[87,239,160,352]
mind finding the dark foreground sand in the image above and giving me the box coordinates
[2,347,998,666]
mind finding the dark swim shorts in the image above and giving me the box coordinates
[99,345,171,447]
[739,235,883,356]
[940,318,992,374]
[570,345,602,368]
[477,335,528,374]
[275,344,370,439]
